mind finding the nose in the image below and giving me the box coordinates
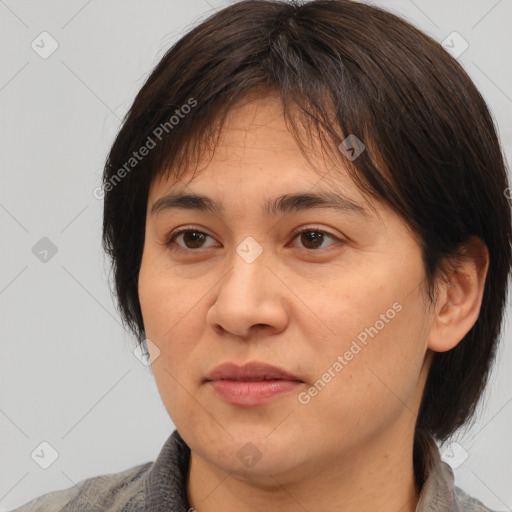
[206,244,289,340]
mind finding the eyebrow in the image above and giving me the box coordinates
[150,191,369,218]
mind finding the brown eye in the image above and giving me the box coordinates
[167,229,217,250]
[290,228,341,250]
[180,231,207,249]
[298,230,325,249]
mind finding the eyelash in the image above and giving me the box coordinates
[165,225,344,253]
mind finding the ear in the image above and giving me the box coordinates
[428,237,489,352]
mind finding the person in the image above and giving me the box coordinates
[12,0,511,510]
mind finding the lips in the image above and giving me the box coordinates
[205,361,303,383]
[205,361,304,406]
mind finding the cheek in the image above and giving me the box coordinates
[138,253,197,345]
[138,254,210,407]
[298,261,429,421]
[139,276,204,429]
[302,294,429,431]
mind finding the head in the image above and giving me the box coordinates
[102,0,511,487]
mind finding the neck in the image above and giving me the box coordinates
[186,424,420,512]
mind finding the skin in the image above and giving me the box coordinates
[138,92,489,512]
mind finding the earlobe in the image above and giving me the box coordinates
[427,237,489,353]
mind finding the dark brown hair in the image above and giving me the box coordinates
[101,0,512,452]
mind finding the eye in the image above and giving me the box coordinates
[165,226,344,252]
[166,228,218,251]
[288,226,343,250]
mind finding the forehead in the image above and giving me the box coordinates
[144,96,413,240]
[148,93,364,203]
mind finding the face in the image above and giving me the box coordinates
[138,93,434,483]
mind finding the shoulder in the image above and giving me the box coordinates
[10,460,153,512]
[415,432,501,512]
[454,485,502,512]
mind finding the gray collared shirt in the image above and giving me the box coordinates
[11,429,498,511]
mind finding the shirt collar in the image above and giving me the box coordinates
[143,430,191,511]
[414,430,462,511]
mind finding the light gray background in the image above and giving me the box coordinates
[1,0,511,510]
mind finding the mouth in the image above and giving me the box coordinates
[205,361,304,406]
[205,361,303,382]
[219,376,285,381]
